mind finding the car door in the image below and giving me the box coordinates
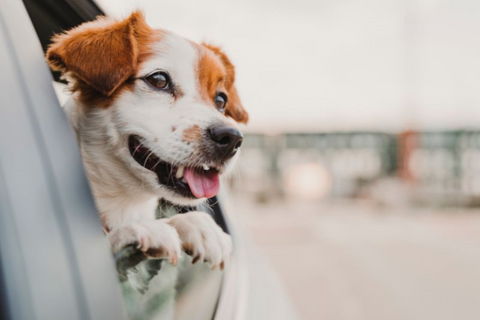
[0,0,128,319]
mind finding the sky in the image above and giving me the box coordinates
[96,0,480,133]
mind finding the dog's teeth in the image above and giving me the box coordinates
[176,166,184,179]
[181,177,186,183]
[202,164,210,171]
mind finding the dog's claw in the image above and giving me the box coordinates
[168,212,232,270]
[171,253,178,267]
[192,255,201,264]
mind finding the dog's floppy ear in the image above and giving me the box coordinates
[203,44,249,124]
[47,12,149,96]
[224,86,248,124]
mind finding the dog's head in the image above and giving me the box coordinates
[47,12,248,205]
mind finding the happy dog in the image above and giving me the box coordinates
[46,11,247,300]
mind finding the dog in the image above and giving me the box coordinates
[46,11,248,315]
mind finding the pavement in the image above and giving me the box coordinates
[230,196,480,320]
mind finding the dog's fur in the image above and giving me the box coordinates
[46,12,247,283]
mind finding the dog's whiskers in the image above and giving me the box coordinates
[131,138,148,157]
[143,149,156,168]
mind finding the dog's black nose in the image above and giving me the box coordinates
[208,125,243,160]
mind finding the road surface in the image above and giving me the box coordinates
[230,197,480,320]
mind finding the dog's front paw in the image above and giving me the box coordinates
[108,219,182,267]
[167,211,232,270]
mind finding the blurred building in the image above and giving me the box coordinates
[233,131,480,207]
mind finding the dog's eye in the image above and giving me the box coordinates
[145,72,170,90]
[214,93,227,113]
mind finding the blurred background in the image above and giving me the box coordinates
[91,0,480,319]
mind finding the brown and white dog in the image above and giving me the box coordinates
[46,12,248,275]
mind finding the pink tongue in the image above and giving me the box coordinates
[184,168,220,199]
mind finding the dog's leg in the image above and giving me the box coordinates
[108,219,182,280]
[167,212,233,270]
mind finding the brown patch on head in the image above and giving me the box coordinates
[197,44,249,123]
[197,48,225,104]
[182,125,202,142]
[46,11,161,108]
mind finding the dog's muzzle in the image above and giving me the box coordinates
[127,124,243,200]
